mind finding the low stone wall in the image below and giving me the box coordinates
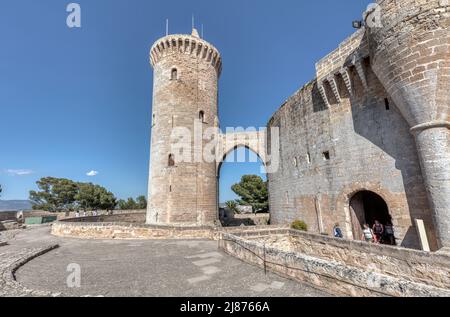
[61,212,146,224]
[218,229,450,297]
[51,212,287,240]
[23,209,146,220]
[0,211,19,222]
[51,221,215,240]
[0,220,22,231]
[0,245,61,297]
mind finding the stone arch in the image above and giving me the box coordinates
[216,131,269,224]
[337,183,394,240]
[216,131,267,175]
[349,191,392,242]
[217,145,267,176]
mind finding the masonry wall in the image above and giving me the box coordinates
[267,62,436,249]
[219,229,450,297]
[368,0,450,248]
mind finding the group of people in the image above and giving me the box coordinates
[332,220,396,245]
[361,220,395,245]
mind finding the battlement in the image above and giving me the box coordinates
[313,29,371,108]
[315,29,369,81]
[150,33,222,76]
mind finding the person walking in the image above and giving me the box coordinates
[384,222,396,245]
[333,223,344,238]
[361,224,374,243]
[372,220,384,244]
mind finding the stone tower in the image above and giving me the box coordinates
[367,0,450,248]
[147,29,222,226]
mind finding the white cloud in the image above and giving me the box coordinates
[5,169,34,176]
[86,170,99,177]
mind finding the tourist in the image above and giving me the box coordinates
[372,220,384,243]
[82,211,87,217]
[361,224,374,243]
[333,223,343,238]
[384,222,396,245]
[75,211,80,218]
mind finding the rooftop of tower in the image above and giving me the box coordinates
[149,28,222,76]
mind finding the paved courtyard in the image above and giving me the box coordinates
[1,226,331,297]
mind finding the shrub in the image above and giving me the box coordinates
[291,220,308,231]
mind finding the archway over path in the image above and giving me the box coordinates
[217,132,268,226]
[349,190,392,242]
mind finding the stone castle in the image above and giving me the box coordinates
[147,0,449,251]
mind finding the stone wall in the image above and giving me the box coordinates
[51,221,216,240]
[61,212,146,224]
[367,0,450,248]
[0,211,19,222]
[266,0,448,250]
[0,245,60,297]
[51,215,288,240]
[219,229,450,297]
[267,71,433,249]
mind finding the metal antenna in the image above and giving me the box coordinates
[166,19,169,36]
[201,24,204,38]
[192,14,195,30]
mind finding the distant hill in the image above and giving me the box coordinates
[0,200,33,211]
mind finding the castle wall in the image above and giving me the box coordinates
[267,61,436,250]
[368,0,450,248]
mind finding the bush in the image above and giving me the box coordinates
[291,220,308,231]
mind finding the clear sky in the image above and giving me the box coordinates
[0,0,372,202]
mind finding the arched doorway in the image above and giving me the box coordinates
[217,146,268,227]
[349,191,393,243]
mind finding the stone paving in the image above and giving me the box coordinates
[0,226,332,297]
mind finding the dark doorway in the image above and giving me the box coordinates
[350,191,392,242]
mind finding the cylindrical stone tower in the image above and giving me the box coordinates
[147,29,222,226]
[367,0,450,248]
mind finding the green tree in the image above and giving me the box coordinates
[29,177,117,212]
[75,183,117,211]
[225,200,238,213]
[29,177,78,212]
[117,196,146,210]
[231,175,268,213]
[117,199,128,210]
[136,195,147,209]
[98,187,117,211]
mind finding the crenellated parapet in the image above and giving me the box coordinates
[314,29,371,107]
[150,32,222,77]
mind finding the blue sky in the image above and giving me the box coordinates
[0,0,371,202]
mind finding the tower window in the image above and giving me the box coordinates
[384,98,390,110]
[152,114,155,127]
[199,111,205,123]
[171,68,178,80]
[168,154,175,167]
[306,152,311,164]
[323,151,330,161]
